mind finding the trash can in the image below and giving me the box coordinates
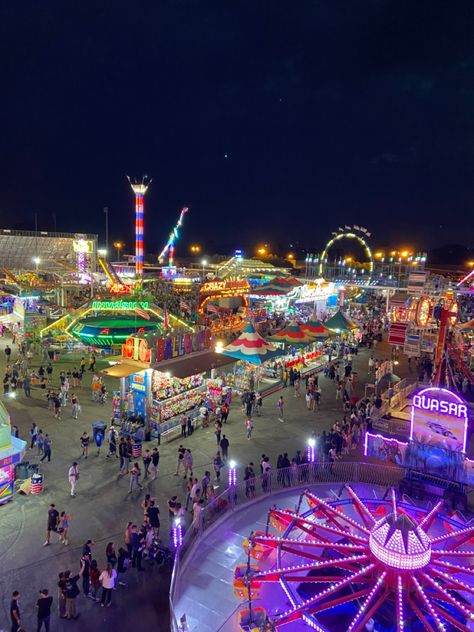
[132,443,142,457]
[31,473,43,494]
[92,421,107,455]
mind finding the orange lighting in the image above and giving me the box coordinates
[374,252,383,258]
[467,261,474,267]
[257,247,267,256]
[190,245,201,254]
[401,250,409,257]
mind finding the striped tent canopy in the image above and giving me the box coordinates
[268,323,314,346]
[300,312,333,339]
[324,310,357,332]
[253,276,303,296]
[221,323,282,365]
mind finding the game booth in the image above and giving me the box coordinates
[104,327,226,441]
[365,386,474,510]
[0,402,27,504]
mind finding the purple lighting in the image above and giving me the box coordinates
[409,386,468,453]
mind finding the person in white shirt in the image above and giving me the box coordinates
[68,462,79,497]
[99,564,117,607]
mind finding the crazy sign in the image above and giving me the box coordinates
[410,387,468,453]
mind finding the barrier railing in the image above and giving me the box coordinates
[169,460,404,631]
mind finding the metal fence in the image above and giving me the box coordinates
[169,460,404,631]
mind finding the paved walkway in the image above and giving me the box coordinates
[0,336,408,631]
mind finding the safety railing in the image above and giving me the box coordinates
[169,460,404,631]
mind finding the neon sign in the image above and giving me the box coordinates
[91,300,149,311]
[200,280,249,294]
[410,387,468,453]
[412,394,467,418]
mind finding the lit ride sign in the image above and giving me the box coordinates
[91,301,149,311]
[410,387,468,453]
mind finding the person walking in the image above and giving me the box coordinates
[143,449,151,479]
[43,504,59,546]
[214,419,222,446]
[29,422,38,450]
[245,418,253,439]
[213,451,224,481]
[183,448,193,478]
[151,447,160,480]
[220,435,229,462]
[277,396,285,422]
[80,432,89,459]
[5,344,12,365]
[23,374,31,398]
[10,591,21,632]
[88,353,96,372]
[36,429,44,457]
[68,462,79,497]
[128,462,143,493]
[71,393,79,419]
[58,511,70,545]
[174,445,185,476]
[40,434,53,463]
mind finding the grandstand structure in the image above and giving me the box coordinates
[0,229,98,274]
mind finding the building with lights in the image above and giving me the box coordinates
[0,229,98,274]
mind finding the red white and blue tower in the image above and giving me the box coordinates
[127,176,151,278]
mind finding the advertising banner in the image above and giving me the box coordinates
[364,433,408,466]
[409,387,468,453]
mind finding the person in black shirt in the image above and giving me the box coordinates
[146,500,160,538]
[10,591,20,632]
[152,448,160,480]
[43,504,59,546]
[36,588,53,632]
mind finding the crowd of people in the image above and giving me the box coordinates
[9,499,170,630]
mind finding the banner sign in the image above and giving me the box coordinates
[364,432,408,465]
[409,387,468,453]
[122,328,212,364]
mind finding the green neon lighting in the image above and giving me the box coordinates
[91,300,150,310]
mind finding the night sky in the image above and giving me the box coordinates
[1,1,474,255]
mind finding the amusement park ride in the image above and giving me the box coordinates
[235,486,474,631]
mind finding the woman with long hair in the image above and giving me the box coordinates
[99,563,117,607]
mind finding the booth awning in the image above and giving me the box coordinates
[152,350,235,379]
[101,359,150,378]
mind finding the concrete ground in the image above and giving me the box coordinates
[0,336,408,631]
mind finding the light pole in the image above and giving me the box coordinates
[104,206,109,251]
[114,241,124,262]
[201,259,208,280]
[33,257,41,275]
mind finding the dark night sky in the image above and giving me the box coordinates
[1,1,474,256]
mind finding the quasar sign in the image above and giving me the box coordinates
[410,387,468,453]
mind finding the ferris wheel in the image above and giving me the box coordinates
[236,485,474,631]
[319,225,374,284]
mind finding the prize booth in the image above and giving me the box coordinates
[0,402,27,504]
[104,327,216,440]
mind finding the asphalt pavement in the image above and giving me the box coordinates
[0,336,405,631]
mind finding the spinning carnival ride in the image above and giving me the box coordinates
[236,486,474,631]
